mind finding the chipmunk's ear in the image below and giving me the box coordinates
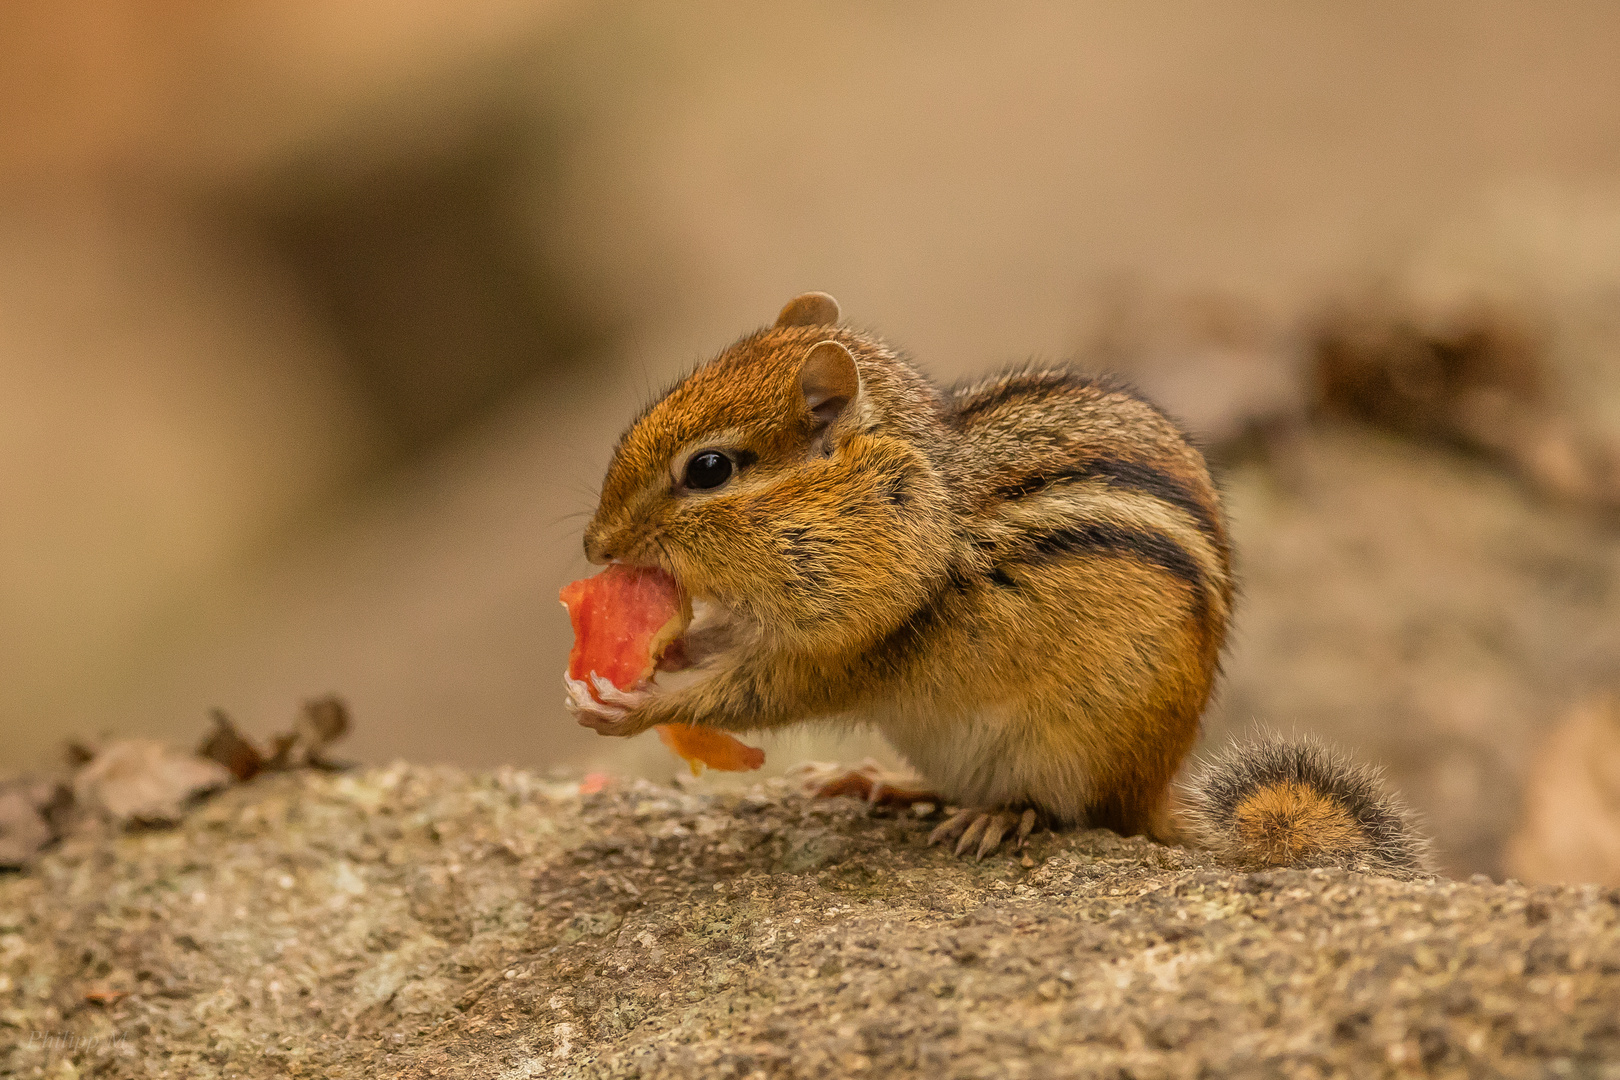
[775,291,840,328]
[799,340,860,427]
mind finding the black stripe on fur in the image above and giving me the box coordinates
[1006,522,1208,628]
[949,371,1089,423]
[994,456,1223,542]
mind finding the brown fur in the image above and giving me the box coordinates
[1230,781,1370,869]
[1182,736,1434,875]
[580,294,1231,840]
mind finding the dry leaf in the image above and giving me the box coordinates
[82,981,129,1005]
[72,739,233,825]
[266,696,352,770]
[198,709,267,781]
[1310,292,1620,512]
[200,697,352,779]
[0,786,53,868]
[296,695,350,764]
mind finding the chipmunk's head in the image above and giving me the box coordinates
[583,292,950,651]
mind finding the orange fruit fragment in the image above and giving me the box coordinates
[656,723,767,776]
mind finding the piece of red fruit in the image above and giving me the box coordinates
[560,564,686,690]
[559,565,764,774]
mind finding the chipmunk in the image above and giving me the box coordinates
[568,291,1431,873]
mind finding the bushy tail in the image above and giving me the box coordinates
[1181,737,1434,876]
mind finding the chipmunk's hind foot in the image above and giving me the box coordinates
[928,807,1041,860]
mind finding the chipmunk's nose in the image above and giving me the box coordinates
[582,531,613,566]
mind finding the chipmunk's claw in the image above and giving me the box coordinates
[955,813,992,857]
[928,808,975,848]
[1016,808,1038,849]
[589,674,648,709]
[928,808,1038,859]
[564,673,652,735]
[977,813,1017,859]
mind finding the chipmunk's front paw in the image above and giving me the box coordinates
[565,673,655,736]
[928,807,1040,860]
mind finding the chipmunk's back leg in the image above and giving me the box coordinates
[1082,705,1202,843]
[798,759,1043,860]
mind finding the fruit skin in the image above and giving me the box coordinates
[560,565,763,773]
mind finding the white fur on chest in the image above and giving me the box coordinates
[874,703,1095,821]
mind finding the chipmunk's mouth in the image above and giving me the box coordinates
[601,554,742,677]
[656,596,737,674]
[654,637,693,673]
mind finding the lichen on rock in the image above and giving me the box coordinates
[2,765,1618,1078]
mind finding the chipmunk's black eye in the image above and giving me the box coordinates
[683,450,733,490]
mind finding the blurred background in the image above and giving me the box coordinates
[4,0,1620,882]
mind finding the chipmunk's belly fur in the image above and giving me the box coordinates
[875,704,1097,822]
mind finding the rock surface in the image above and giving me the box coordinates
[3,766,1619,1078]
